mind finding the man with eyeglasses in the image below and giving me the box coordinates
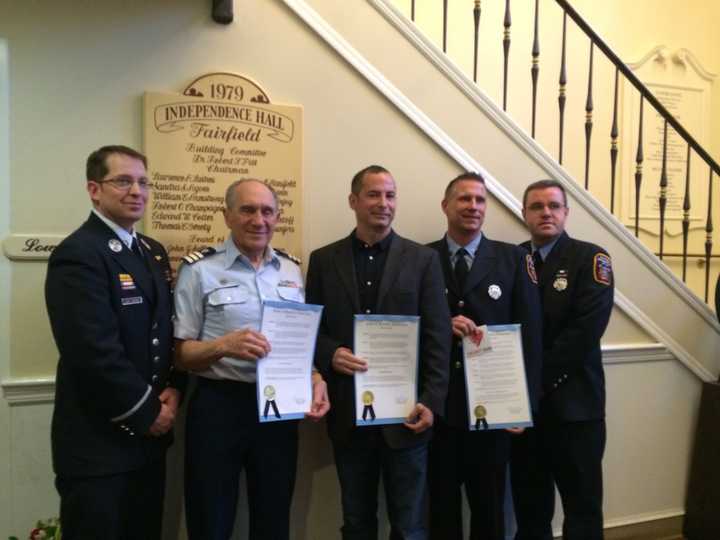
[173,178,329,539]
[45,145,186,539]
[511,179,614,540]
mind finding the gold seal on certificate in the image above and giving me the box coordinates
[462,324,532,431]
[362,390,376,421]
[474,404,489,430]
[263,384,281,420]
[362,390,374,405]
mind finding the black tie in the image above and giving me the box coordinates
[533,250,544,276]
[131,238,145,262]
[454,248,469,290]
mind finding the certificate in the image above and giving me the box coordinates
[462,324,532,430]
[353,314,419,426]
[256,300,323,423]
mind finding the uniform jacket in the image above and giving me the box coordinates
[305,232,451,449]
[428,236,543,429]
[45,212,185,478]
[520,232,614,422]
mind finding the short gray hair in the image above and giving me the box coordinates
[225,179,278,209]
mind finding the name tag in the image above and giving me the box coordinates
[121,296,143,306]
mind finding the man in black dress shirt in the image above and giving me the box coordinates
[306,165,451,539]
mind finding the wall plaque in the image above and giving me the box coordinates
[144,73,303,268]
[622,47,715,236]
[2,234,65,260]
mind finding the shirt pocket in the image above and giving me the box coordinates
[276,285,304,303]
[207,286,252,332]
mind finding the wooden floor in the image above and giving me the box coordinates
[601,515,684,540]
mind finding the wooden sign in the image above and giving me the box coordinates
[144,73,303,268]
[2,234,65,260]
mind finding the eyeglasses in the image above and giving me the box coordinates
[526,202,565,212]
[97,176,153,191]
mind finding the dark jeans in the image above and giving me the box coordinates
[184,377,298,540]
[428,419,510,540]
[511,418,606,540]
[333,436,428,540]
[56,458,165,540]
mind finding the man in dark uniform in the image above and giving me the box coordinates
[305,165,451,540]
[426,172,543,540]
[45,145,185,540]
[511,179,614,540]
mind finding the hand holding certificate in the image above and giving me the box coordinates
[462,324,532,431]
[353,315,420,426]
[255,300,323,422]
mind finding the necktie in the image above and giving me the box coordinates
[454,248,469,290]
[533,250,544,276]
[131,238,145,263]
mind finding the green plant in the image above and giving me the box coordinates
[8,517,61,540]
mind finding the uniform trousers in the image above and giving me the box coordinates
[428,418,510,540]
[56,458,165,540]
[511,417,606,540]
[185,377,298,540]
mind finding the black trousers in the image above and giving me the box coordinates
[511,418,606,540]
[428,418,510,540]
[56,458,165,540]
[184,377,299,540]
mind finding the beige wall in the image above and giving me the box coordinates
[0,0,704,537]
[395,0,720,305]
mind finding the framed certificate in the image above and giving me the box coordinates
[462,324,533,430]
[353,314,419,426]
[255,300,323,422]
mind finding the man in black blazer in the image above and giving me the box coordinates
[45,145,185,540]
[511,179,614,540]
[305,165,451,539]
[426,172,543,540]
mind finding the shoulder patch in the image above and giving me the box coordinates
[181,247,216,266]
[593,253,612,285]
[275,248,301,265]
[525,254,538,285]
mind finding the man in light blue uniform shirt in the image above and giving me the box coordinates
[173,178,329,540]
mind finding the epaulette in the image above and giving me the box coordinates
[181,247,216,265]
[275,248,301,265]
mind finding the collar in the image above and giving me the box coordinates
[531,235,561,261]
[92,209,137,249]
[445,232,482,259]
[351,229,395,251]
[223,236,280,270]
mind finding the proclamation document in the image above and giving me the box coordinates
[354,315,419,426]
[463,324,532,431]
[256,300,323,423]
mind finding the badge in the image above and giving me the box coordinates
[278,280,299,288]
[155,255,162,261]
[488,284,502,300]
[525,254,538,285]
[553,277,568,291]
[593,253,613,285]
[121,296,143,306]
[108,239,123,253]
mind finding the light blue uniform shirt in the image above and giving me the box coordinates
[446,233,482,269]
[174,237,304,382]
[531,235,561,262]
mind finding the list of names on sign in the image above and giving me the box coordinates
[144,73,303,269]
